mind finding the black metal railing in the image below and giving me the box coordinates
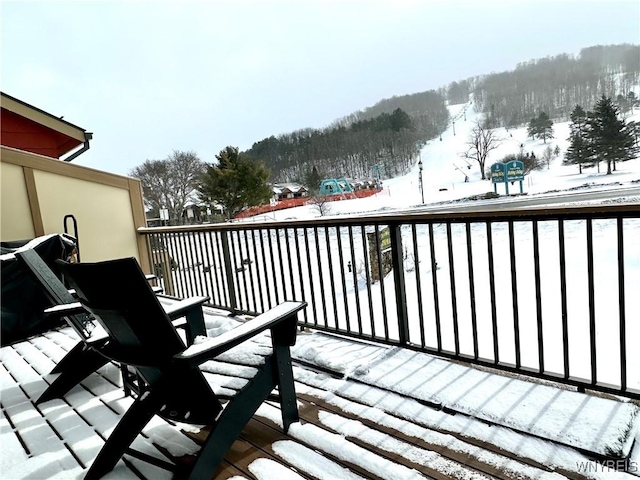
[139,204,640,399]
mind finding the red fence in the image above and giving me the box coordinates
[235,188,382,219]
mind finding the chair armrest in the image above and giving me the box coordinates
[164,296,209,320]
[174,301,306,367]
[44,302,85,318]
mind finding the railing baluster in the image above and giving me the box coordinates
[532,220,544,373]
[250,229,265,313]
[558,220,569,379]
[586,218,597,386]
[390,222,408,344]
[412,224,426,348]
[617,217,627,393]
[293,227,308,323]
[169,232,186,298]
[179,232,195,298]
[508,221,521,369]
[229,231,244,310]
[465,223,478,360]
[446,222,459,355]
[428,223,442,351]
[194,232,207,297]
[266,228,280,304]
[303,227,317,327]
[325,226,339,329]
[361,225,375,339]
[203,231,218,304]
[336,226,351,333]
[284,228,296,301]
[374,224,389,341]
[258,229,272,310]
[348,225,363,336]
[486,222,499,364]
[220,231,238,312]
[213,231,228,307]
[240,230,252,311]
[276,228,288,300]
[314,227,329,328]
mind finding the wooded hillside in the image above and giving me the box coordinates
[243,44,639,184]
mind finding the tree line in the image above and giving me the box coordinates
[244,91,450,183]
[472,44,639,128]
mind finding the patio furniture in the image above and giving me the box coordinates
[15,249,209,404]
[54,256,307,480]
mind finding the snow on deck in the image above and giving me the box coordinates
[1,304,639,479]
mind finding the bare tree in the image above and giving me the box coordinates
[308,196,332,217]
[460,120,501,180]
[130,150,205,225]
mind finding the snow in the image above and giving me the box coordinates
[2,100,640,480]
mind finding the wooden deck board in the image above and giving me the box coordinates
[4,327,628,479]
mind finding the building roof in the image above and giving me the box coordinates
[1,92,91,159]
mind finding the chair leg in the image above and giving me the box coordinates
[84,386,162,480]
[273,344,299,432]
[37,347,109,404]
[188,361,279,480]
[50,341,88,374]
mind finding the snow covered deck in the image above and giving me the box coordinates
[2,304,639,480]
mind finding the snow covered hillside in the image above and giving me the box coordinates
[245,100,640,222]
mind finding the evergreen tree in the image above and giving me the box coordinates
[536,112,554,144]
[588,95,638,174]
[198,146,273,220]
[528,112,554,143]
[527,117,538,140]
[564,105,592,173]
[304,165,323,194]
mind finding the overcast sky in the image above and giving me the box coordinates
[2,1,639,176]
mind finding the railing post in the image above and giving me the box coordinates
[220,230,238,312]
[389,222,409,345]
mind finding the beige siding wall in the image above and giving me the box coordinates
[1,146,150,271]
[34,170,139,261]
[1,161,36,240]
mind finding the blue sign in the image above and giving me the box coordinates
[506,160,524,181]
[490,163,505,184]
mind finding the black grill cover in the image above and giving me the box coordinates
[1,234,77,346]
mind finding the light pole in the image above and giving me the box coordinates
[418,158,424,204]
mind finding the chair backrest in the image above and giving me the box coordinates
[15,249,95,338]
[57,257,222,422]
[55,257,186,360]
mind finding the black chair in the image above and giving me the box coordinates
[15,249,209,404]
[55,256,306,480]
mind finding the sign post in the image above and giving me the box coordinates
[490,163,505,194]
[491,161,525,195]
[506,160,525,194]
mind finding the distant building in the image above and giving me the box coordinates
[272,183,309,202]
